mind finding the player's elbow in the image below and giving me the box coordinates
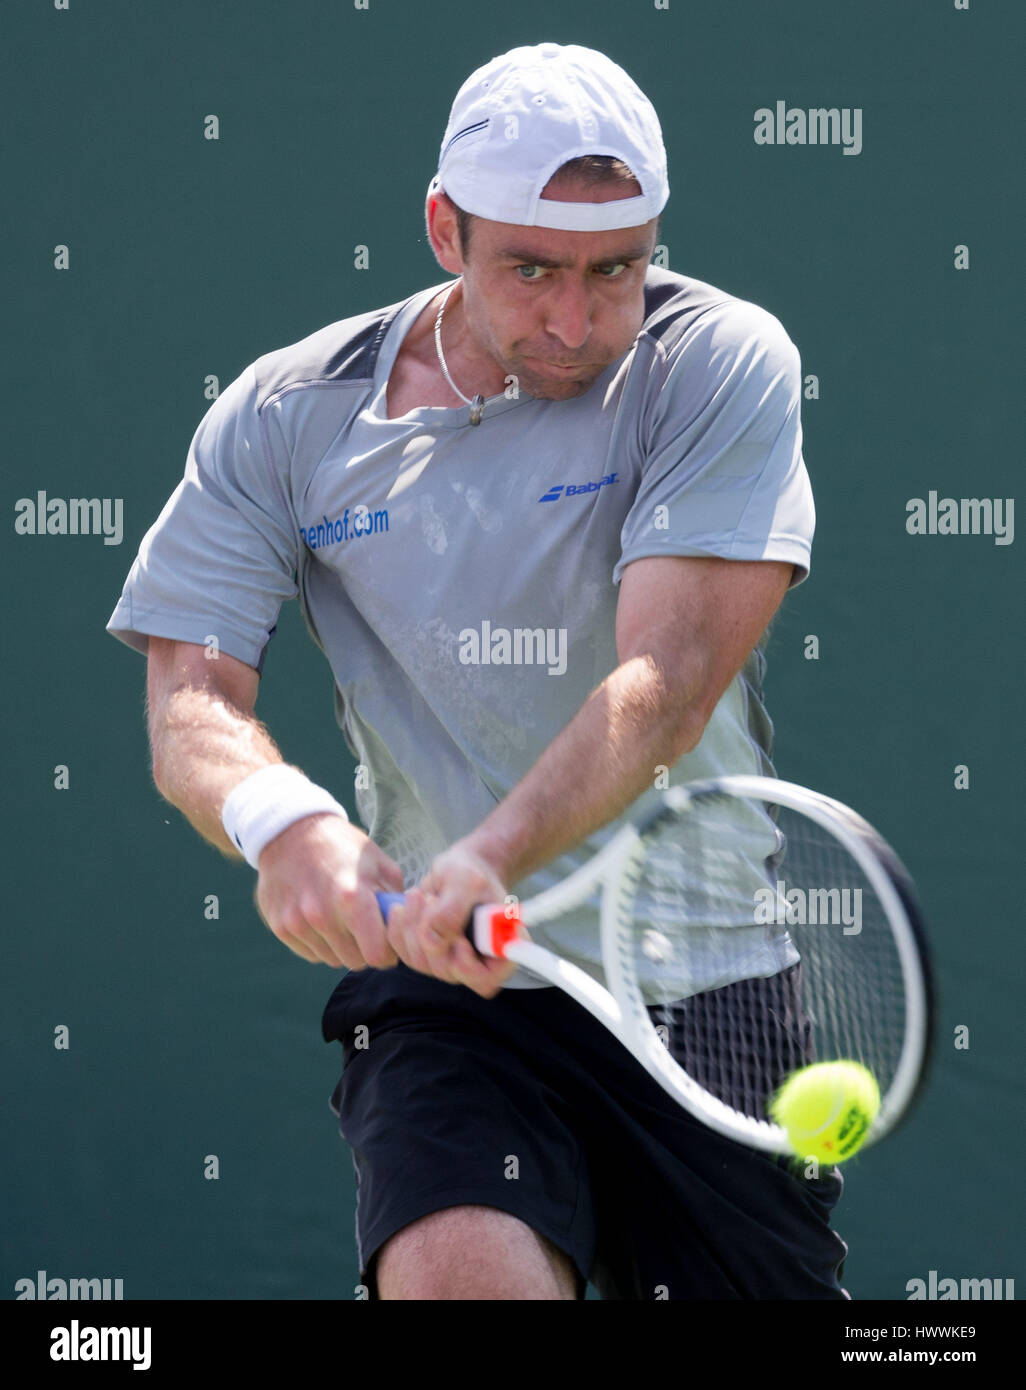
[149,735,172,804]
[629,657,715,764]
[666,707,711,763]
[147,712,182,806]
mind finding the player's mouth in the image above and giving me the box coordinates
[529,358,592,375]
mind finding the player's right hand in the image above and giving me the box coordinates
[254,813,404,969]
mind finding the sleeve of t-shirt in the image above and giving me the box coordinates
[106,364,299,671]
[613,299,815,587]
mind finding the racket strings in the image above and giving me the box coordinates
[652,967,812,1119]
[622,795,910,1122]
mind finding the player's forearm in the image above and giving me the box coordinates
[150,688,285,856]
[465,653,706,887]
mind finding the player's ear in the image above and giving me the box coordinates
[426,187,465,276]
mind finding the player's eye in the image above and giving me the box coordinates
[514,262,630,281]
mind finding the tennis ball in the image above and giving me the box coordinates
[770,1061,881,1164]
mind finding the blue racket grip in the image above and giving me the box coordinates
[375,891,406,922]
[374,891,488,953]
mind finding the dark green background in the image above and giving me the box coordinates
[3,0,1022,1300]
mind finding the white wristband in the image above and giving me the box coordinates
[221,764,349,869]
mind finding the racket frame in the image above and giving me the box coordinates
[473,775,935,1158]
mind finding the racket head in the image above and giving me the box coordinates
[600,777,935,1156]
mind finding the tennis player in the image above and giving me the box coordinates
[107,43,848,1299]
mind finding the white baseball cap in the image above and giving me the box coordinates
[429,42,669,232]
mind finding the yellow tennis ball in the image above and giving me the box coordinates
[771,1061,881,1164]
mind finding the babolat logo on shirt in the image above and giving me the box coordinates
[538,473,618,503]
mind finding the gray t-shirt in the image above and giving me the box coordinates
[107,266,814,994]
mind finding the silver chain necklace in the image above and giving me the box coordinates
[433,281,485,426]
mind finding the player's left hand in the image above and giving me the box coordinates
[384,842,517,998]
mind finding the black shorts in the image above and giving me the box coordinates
[321,963,849,1300]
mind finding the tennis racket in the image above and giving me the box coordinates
[376,775,934,1159]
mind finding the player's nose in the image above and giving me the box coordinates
[542,279,593,351]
